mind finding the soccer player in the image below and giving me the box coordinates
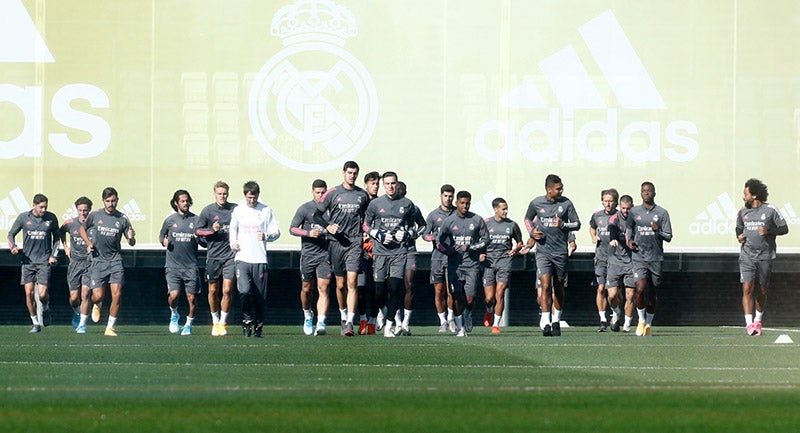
[358,171,380,334]
[482,197,526,334]
[524,174,581,337]
[159,189,201,336]
[79,187,136,336]
[422,184,456,333]
[437,191,488,337]
[627,181,672,337]
[736,178,788,336]
[7,193,60,333]
[394,180,426,336]
[195,181,237,336]
[60,196,93,332]
[364,172,420,337]
[313,161,369,336]
[229,181,281,337]
[607,194,637,332]
[589,189,623,332]
[289,179,332,336]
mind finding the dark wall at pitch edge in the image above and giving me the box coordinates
[0,250,798,328]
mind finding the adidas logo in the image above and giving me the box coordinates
[475,10,699,163]
[691,193,800,235]
[62,205,79,221]
[121,199,147,222]
[0,0,54,63]
[690,192,738,235]
[0,187,29,230]
[779,203,800,225]
[0,0,111,160]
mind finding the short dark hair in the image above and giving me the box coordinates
[456,190,471,201]
[491,197,506,208]
[170,189,193,212]
[363,171,380,183]
[545,174,562,188]
[243,181,260,196]
[102,187,118,200]
[440,184,455,194]
[343,160,359,172]
[382,171,398,181]
[312,179,327,189]
[620,194,634,205]
[641,181,655,192]
[745,178,768,202]
[32,194,48,205]
[396,181,407,196]
[74,196,93,208]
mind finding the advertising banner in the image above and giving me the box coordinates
[2,0,798,251]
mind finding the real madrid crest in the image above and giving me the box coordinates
[249,0,378,172]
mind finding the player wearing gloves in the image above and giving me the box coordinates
[363,172,420,337]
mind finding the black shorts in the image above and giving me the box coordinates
[67,259,91,291]
[206,257,236,283]
[632,260,663,288]
[329,240,362,276]
[166,267,201,294]
[90,259,124,287]
[21,263,52,286]
[300,254,332,282]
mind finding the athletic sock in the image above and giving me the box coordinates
[220,311,229,325]
[552,308,561,322]
[493,314,501,327]
[170,306,178,316]
[447,308,454,322]
[437,312,447,325]
[394,310,402,325]
[624,315,632,327]
[79,314,88,327]
[185,316,194,326]
[599,311,607,322]
[754,310,763,323]
[359,314,367,322]
[540,312,551,329]
[744,314,753,326]
[107,316,117,329]
[637,308,646,322]
[645,313,654,326]
[211,311,220,324]
[346,311,355,324]
[339,309,347,322]
[303,309,313,320]
[318,314,327,326]
[402,309,412,327]
[454,315,463,330]
[30,316,39,326]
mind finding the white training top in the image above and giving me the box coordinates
[229,199,280,264]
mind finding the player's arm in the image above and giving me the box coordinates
[229,210,240,251]
[264,208,281,242]
[289,207,311,238]
[195,209,216,237]
[469,218,489,251]
[7,215,23,253]
[48,216,61,262]
[59,223,72,258]
[562,202,581,231]
[656,211,673,243]
[511,222,525,256]
[159,218,170,248]
[770,207,789,236]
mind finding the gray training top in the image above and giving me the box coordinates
[627,203,672,262]
[523,195,581,258]
[159,212,200,269]
[735,203,788,261]
[7,210,60,264]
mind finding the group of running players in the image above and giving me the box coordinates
[5,162,787,338]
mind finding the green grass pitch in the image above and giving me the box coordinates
[1,324,798,432]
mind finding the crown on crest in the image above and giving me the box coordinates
[271,0,358,46]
